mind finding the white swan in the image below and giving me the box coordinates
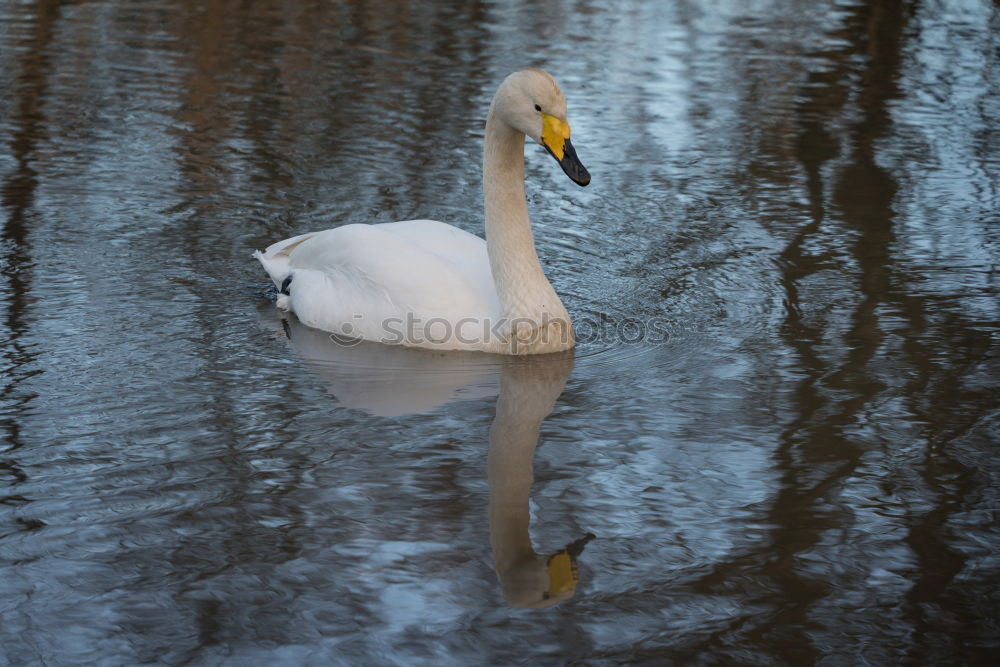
[255,68,590,355]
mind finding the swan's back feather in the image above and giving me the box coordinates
[264,231,319,258]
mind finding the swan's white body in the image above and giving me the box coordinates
[255,69,589,355]
[256,220,501,349]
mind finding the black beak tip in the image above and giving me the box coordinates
[561,160,590,187]
[555,138,591,187]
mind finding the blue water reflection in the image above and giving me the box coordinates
[1,0,997,664]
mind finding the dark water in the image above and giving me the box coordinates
[2,0,998,664]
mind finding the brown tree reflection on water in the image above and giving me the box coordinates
[689,1,998,661]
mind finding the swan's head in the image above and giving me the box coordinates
[492,68,591,187]
[496,533,595,608]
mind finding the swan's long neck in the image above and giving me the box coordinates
[483,110,566,325]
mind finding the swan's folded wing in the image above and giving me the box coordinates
[286,223,500,324]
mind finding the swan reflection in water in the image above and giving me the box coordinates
[487,352,595,607]
[261,308,595,607]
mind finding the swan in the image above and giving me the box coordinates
[254,68,590,355]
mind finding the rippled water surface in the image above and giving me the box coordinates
[2,0,998,664]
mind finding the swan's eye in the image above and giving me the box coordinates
[534,104,542,112]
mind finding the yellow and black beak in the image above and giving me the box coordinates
[541,114,591,187]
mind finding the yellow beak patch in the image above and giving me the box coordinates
[542,114,571,161]
[546,552,578,595]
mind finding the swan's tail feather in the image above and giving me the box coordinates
[256,250,292,310]
[254,230,318,294]
[253,249,289,289]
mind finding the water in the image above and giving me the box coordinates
[1,0,997,664]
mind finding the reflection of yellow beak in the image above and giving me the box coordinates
[546,552,578,595]
[541,114,571,161]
